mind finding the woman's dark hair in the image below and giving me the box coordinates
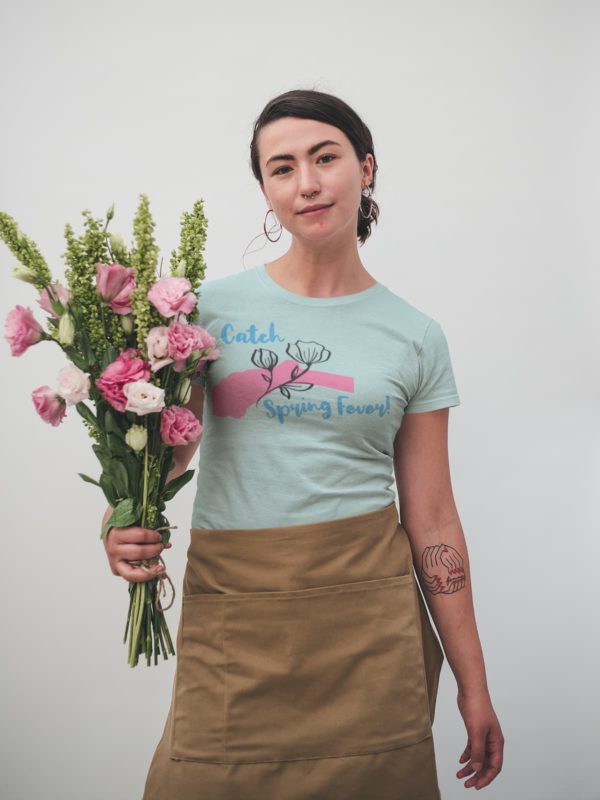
[250,88,379,246]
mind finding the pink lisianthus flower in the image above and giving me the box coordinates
[4,305,44,356]
[167,322,216,372]
[147,277,197,318]
[96,262,136,315]
[96,348,152,412]
[160,405,203,446]
[38,283,70,319]
[146,326,174,373]
[32,386,67,427]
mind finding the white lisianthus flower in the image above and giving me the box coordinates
[125,423,147,452]
[56,364,91,406]
[123,380,165,415]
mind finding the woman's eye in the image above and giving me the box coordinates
[272,154,337,176]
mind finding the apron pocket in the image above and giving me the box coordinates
[169,572,434,764]
[169,594,227,762]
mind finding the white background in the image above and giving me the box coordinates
[1,1,598,798]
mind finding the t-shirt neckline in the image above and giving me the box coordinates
[254,263,386,307]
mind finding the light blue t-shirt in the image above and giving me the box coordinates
[190,263,460,529]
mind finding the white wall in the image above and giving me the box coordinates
[1,1,598,798]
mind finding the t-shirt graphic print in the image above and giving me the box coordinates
[190,263,460,529]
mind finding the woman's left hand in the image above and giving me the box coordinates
[455,687,504,790]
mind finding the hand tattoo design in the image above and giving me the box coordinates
[421,544,466,595]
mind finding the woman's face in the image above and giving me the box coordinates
[257,117,374,244]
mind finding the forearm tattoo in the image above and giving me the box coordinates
[421,544,466,595]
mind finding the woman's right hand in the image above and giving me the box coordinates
[103,525,172,583]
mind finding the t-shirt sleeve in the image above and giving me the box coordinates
[404,318,461,413]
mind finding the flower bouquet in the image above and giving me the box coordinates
[1,194,220,667]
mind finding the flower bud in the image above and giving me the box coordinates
[172,258,187,277]
[106,203,115,221]
[125,423,147,452]
[109,232,126,252]
[57,313,75,346]
[120,313,134,334]
[177,377,192,405]
[12,263,37,284]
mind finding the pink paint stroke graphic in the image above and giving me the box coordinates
[210,359,354,418]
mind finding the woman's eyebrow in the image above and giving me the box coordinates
[265,140,341,167]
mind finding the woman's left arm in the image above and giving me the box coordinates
[394,407,504,790]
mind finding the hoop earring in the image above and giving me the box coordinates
[359,187,374,220]
[263,209,282,242]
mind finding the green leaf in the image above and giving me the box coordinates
[100,497,139,541]
[106,432,129,457]
[159,449,174,489]
[92,444,112,471]
[78,472,101,487]
[100,344,120,371]
[108,458,130,497]
[99,473,118,506]
[79,330,96,367]
[163,469,195,502]
[104,408,124,438]
[76,402,100,431]
[66,349,88,371]
[109,497,138,527]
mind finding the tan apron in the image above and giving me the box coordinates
[143,501,444,800]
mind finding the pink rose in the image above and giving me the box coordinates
[147,277,197,319]
[160,405,203,446]
[32,386,67,427]
[38,283,71,318]
[146,326,174,373]
[96,262,136,314]
[96,348,152,412]
[167,322,215,372]
[4,305,44,356]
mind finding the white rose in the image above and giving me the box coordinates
[123,380,165,415]
[56,364,91,406]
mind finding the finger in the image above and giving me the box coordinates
[114,559,165,583]
[471,763,501,790]
[114,542,166,561]
[473,736,503,788]
[112,527,164,544]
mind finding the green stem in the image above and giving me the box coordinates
[141,417,149,529]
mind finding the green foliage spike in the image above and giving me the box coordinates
[129,194,163,355]
[0,211,52,290]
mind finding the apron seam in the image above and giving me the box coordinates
[169,732,435,765]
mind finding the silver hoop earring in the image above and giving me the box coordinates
[359,187,374,220]
[263,208,282,242]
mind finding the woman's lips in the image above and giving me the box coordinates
[300,204,333,216]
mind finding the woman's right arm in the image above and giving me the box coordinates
[103,383,205,582]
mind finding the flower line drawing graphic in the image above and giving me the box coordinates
[251,339,331,405]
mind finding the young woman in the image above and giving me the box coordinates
[104,88,504,799]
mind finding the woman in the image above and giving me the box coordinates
[104,88,504,799]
